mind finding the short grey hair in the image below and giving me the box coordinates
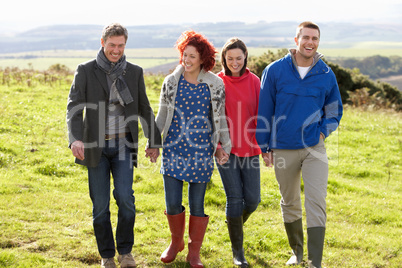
[102,23,128,42]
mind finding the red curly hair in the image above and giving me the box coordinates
[175,30,217,72]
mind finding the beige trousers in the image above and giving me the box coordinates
[273,139,328,228]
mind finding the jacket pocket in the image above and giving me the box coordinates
[281,86,320,98]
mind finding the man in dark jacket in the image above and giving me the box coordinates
[66,23,161,268]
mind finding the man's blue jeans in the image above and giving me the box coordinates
[163,175,208,216]
[217,154,261,218]
[87,137,135,258]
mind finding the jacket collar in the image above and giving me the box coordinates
[171,64,211,84]
[218,68,250,82]
[288,48,323,69]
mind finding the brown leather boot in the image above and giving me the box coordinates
[160,207,185,263]
[186,214,209,268]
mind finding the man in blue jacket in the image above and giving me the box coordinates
[256,21,343,268]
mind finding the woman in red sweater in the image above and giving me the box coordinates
[216,38,262,267]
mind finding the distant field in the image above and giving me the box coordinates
[1,44,402,71]
[249,47,402,58]
[0,48,179,59]
[0,57,178,72]
[380,75,402,91]
[0,48,180,71]
[319,48,402,58]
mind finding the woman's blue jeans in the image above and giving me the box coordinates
[163,175,208,216]
[217,154,261,218]
[87,137,135,258]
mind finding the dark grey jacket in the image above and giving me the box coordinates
[66,59,161,167]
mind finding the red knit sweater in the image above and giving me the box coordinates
[218,69,261,157]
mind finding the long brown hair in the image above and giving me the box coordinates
[220,37,248,76]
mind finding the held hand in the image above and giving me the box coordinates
[215,148,229,165]
[71,140,85,160]
[145,148,160,163]
[262,152,273,167]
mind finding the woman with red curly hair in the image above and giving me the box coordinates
[154,30,231,267]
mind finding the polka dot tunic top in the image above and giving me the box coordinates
[161,75,214,183]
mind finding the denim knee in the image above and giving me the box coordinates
[93,207,111,223]
[189,204,205,217]
[244,200,260,214]
[114,187,134,204]
[167,203,184,215]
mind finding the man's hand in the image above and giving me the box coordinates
[215,148,230,165]
[145,148,160,163]
[262,152,273,167]
[71,140,85,160]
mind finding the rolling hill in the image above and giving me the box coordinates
[1,21,402,54]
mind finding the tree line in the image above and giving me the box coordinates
[331,55,402,79]
[1,51,401,111]
[213,49,402,111]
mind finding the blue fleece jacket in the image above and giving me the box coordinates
[256,50,343,152]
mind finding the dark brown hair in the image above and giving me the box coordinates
[296,21,320,39]
[220,37,248,76]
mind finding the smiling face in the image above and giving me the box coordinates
[182,45,203,75]
[224,48,246,77]
[101,35,126,63]
[294,27,320,66]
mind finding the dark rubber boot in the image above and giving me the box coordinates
[307,227,325,268]
[284,218,304,266]
[242,210,252,224]
[227,216,248,267]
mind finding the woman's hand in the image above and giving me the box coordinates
[262,152,273,167]
[145,147,160,163]
[215,148,230,165]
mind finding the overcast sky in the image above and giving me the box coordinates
[3,0,402,33]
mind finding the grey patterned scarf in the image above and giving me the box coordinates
[96,47,133,106]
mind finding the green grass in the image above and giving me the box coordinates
[0,72,401,267]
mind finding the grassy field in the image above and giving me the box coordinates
[0,71,401,267]
[1,44,402,71]
[0,57,178,73]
